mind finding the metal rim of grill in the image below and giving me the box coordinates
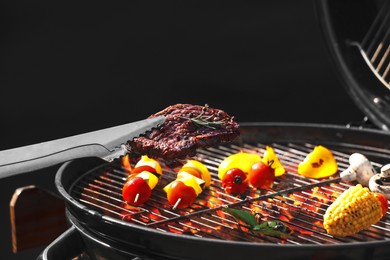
[68,140,390,246]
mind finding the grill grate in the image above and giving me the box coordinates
[70,142,390,245]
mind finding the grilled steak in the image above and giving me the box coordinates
[127,104,240,165]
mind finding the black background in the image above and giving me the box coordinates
[0,0,365,151]
[0,0,366,259]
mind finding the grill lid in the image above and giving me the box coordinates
[316,0,390,131]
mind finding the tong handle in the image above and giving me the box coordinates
[0,144,116,179]
[0,116,165,179]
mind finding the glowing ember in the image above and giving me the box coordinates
[313,220,323,229]
[309,187,331,204]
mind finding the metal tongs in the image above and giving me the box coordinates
[0,116,165,179]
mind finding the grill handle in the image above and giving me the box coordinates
[36,226,84,260]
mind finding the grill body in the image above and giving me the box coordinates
[52,123,390,260]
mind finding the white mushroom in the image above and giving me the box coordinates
[340,153,376,187]
[369,164,390,199]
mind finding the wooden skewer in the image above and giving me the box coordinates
[134,193,139,204]
[172,198,181,210]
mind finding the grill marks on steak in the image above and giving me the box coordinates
[127,104,240,164]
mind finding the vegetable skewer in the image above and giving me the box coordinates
[164,160,210,209]
[122,155,162,206]
[164,172,204,209]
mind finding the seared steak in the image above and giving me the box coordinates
[127,104,240,165]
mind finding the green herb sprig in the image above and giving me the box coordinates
[180,104,231,130]
[222,206,293,237]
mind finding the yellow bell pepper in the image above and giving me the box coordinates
[179,160,211,188]
[218,152,261,180]
[163,172,204,196]
[132,171,159,189]
[262,146,286,177]
[297,145,338,178]
[134,155,163,175]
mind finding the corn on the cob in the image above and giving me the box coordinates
[323,184,385,237]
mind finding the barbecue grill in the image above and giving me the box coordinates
[4,0,390,259]
[34,123,389,260]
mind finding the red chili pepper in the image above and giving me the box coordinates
[375,193,389,217]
